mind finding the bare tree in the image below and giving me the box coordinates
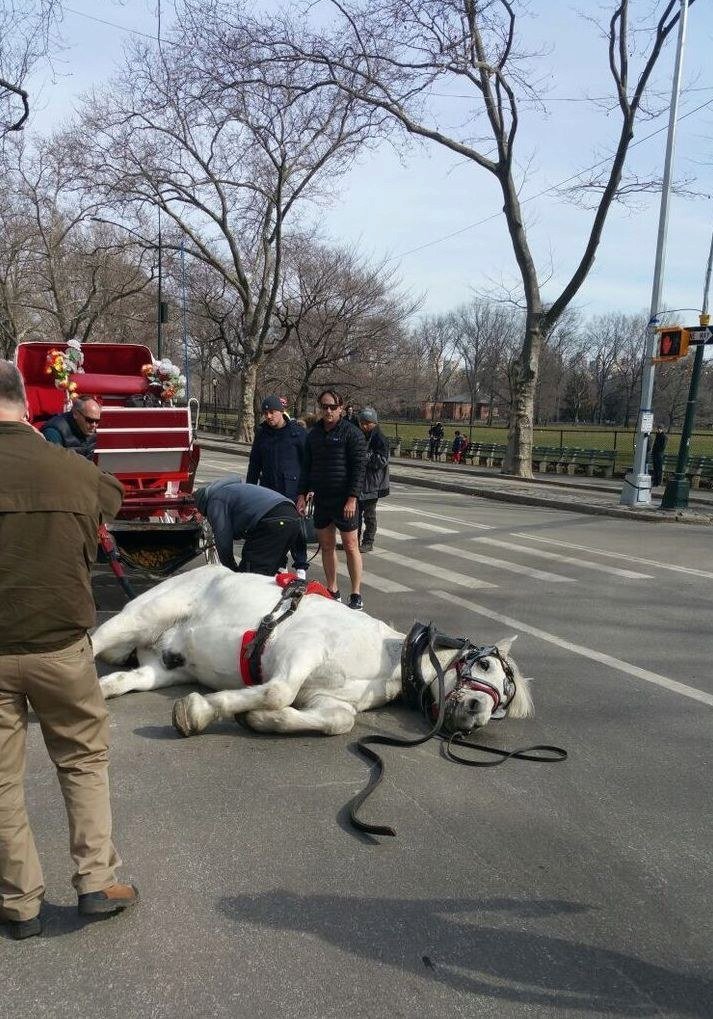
[79,5,376,440]
[412,313,460,407]
[0,1,61,137]
[0,189,35,355]
[7,135,156,344]
[273,237,416,415]
[264,0,694,474]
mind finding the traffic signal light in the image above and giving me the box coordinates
[654,326,690,362]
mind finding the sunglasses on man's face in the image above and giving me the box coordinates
[320,403,339,411]
[77,409,100,426]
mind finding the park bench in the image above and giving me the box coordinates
[660,453,713,489]
[464,442,507,468]
[407,438,430,458]
[533,446,616,477]
[384,434,401,457]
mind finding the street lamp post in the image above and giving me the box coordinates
[212,376,218,432]
[620,0,690,506]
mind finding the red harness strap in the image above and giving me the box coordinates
[238,574,334,685]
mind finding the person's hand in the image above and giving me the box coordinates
[343,496,357,519]
[296,494,307,516]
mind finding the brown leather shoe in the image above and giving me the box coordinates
[78,883,139,916]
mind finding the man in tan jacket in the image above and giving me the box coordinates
[0,361,138,940]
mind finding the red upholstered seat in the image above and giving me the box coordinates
[71,373,149,396]
[24,385,65,422]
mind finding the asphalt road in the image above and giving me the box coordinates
[4,449,712,1018]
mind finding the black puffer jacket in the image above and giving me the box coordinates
[299,417,366,502]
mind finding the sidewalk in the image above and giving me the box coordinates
[197,432,713,526]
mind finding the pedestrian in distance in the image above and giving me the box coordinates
[650,425,667,488]
[451,430,468,464]
[428,419,444,460]
[0,361,138,941]
[296,389,367,610]
[344,403,356,424]
[357,407,389,553]
[247,394,309,578]
[41,395,102,460]
[194,477,303,577]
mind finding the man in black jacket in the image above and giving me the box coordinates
[247,395,308,577]
[41,396,102,459]
[296,390,367,609]
[650,425,667,488]
[357,407,389,552]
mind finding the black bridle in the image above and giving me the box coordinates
[347,622,567,839]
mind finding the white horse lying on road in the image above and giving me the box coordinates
[92,566,533,737]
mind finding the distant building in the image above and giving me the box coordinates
[422,394,492,422]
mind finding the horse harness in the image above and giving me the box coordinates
[239,575,332,686]
[400,621,517,726]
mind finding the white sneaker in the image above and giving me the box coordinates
[296,569,307,580]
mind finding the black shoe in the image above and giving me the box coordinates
[360,542,373,552]
[3,915,42,940]
[78,883,139,916]
[327,589,342,602]
[348,593,364,610]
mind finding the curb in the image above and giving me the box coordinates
[196,436,712,527]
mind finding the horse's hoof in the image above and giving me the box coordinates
[172,698,193,737]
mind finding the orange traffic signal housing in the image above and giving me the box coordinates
[653,326,690,362]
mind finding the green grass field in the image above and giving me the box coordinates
[199,410,713,467]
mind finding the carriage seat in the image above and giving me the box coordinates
[70,372,149,397]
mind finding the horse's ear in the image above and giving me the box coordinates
[496,635,518,657]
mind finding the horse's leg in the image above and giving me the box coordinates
[245,696,357,736]
[172,646,321,737]
[100,651,191,699]
[92,582,194,664]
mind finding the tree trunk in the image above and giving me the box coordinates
[235,362,257,442]
[503,316,542,478]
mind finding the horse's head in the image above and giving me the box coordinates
[402,624,533,735]
[441,636,533,734]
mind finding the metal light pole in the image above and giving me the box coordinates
[180,237,189,397]
[157,207,163,359]
[620,0,690,506]
[660,228,713,509]
[212,376,218,431]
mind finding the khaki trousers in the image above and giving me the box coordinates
[0,636,120,921]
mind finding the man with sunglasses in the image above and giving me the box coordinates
[296,390,367,609]
[41,396,102,460]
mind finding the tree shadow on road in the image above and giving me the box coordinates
[218,890,711,1015]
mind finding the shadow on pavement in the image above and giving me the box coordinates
[218,891,712,1015]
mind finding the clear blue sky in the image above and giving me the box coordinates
[29,1,713,322]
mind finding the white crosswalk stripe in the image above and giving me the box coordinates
[513,533,713,580]
[376,527,414,541]
[428,544,574,583]
[410,522,459,534]
[335,562,411,593]
[379,504,491,529]
[473,537,652,579]
[369,548,495,588]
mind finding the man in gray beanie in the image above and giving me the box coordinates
[356,407,390,552]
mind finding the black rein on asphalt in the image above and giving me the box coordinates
[346,628,567,839]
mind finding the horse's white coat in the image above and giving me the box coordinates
[92,565,532,736]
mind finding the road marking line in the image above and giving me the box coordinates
[335,562,411,594]
[379,505,491,529]
[432,590,713,708]
[428,544,574,583]
[472,537,652,580]
[370,548,495,589]
[377,527,414,541]
[513,533,713,580]
[410,522,459,534]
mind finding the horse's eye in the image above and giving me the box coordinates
[480,659,490,671]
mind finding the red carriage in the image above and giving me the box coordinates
[16,341,212,594]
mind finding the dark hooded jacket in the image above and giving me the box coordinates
[358,426,390,501]
[246,417,306,502]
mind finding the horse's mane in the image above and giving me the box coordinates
[506,651,534,719]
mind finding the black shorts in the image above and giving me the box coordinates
[313,498,359,533]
